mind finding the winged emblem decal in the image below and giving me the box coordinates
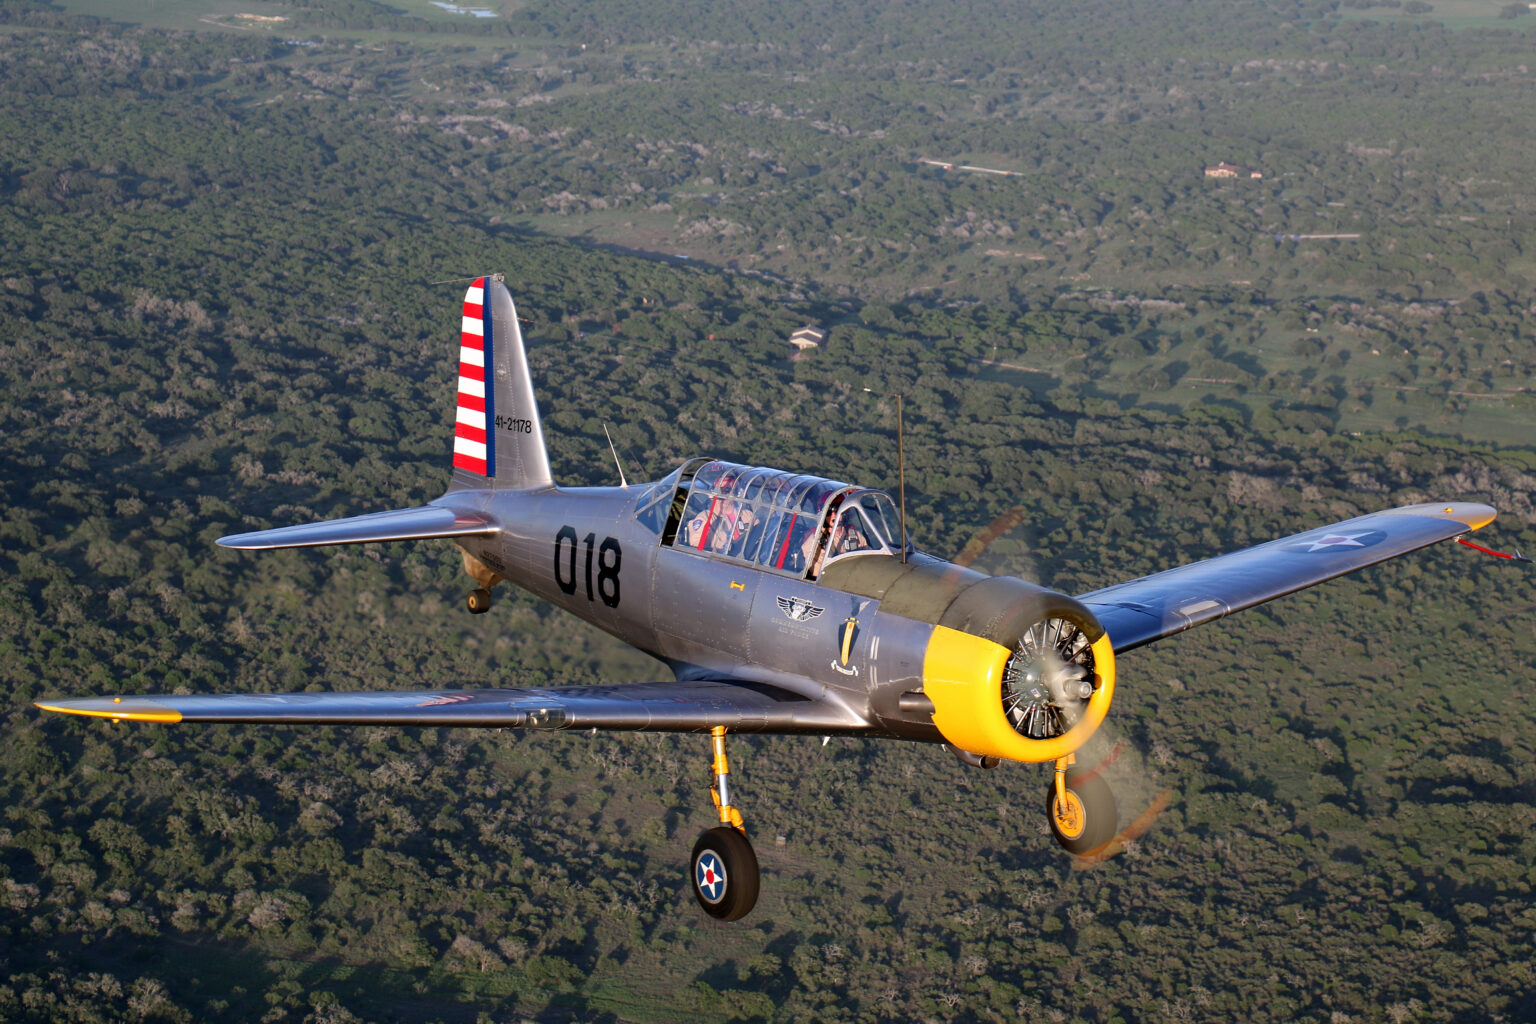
[776,596,824,622]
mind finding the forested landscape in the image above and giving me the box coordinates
[2,0,1535,1020]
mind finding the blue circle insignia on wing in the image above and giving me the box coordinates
[1289,529,1387,554]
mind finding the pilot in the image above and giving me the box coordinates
[830,512,870,557]
[709,504,736,553]
[804,520,840,576]
[801,494,846,577]
[681,496,714,548]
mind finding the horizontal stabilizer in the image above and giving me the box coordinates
[218,505,496,550]
[1079,501,1495,654]
[35,681,869,734]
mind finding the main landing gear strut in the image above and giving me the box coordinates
[1046,752,1117,854]
[689,726,759,921]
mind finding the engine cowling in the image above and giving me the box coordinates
[921,578,1116,763]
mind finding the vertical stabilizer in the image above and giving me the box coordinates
[451,275,553,491]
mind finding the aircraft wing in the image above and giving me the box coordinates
[35,681,867,734]
[1078,501,1496,654]
[218,504,496,550]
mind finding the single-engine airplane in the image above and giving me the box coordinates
[39,275,1504,921]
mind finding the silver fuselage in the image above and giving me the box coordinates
[447,483,946,741]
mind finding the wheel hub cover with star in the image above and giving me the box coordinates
[695,850,728,904]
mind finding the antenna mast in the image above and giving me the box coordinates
[896,392,906,564]
[863,387,908,563]
[603,424,629,488]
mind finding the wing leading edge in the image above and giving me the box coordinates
[35,681,869,734]
[1079,501,1495,654]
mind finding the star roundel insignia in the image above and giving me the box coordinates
[1292,529,1386,554]
[695,851,728,904]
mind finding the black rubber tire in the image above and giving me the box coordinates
[690,826,759,921]
[1045,769,1117,854]
[466,589,492,614]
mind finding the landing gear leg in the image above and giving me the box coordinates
[1046,753,1117,854]
[460,548,503,615]
[690,726,759,921]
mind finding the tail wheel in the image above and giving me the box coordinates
[466,588,492,614]
[690,826,759,921]
[1046,770,1116,854]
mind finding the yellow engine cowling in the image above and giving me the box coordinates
[921,612,1116,764]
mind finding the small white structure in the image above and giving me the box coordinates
[789,326,826,351]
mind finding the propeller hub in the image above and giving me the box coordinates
[1001,617,1099,740]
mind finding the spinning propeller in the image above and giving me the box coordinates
[955,507,1175,861]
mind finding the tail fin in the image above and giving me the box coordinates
[451,275,553,491]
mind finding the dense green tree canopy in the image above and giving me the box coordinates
[2,0,1534,1020]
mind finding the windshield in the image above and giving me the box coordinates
[830,507,875,557]
[857,492,908,551]
[633,465,684,536]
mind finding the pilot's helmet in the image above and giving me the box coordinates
[819,490,847,520]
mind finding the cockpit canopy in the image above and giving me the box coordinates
[634,459,909,578]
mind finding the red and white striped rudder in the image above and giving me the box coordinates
[453,277,492,475]
[448,275,552,490]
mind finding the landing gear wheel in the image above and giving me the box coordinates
[690,826,759,921]
[466,588,492,614]
[1046,770,1117,854]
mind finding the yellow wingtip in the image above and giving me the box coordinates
[1386,502,1497,531]
[1455,505,1497,531]
[1430,503,1497,531]
[34,701,183,724]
